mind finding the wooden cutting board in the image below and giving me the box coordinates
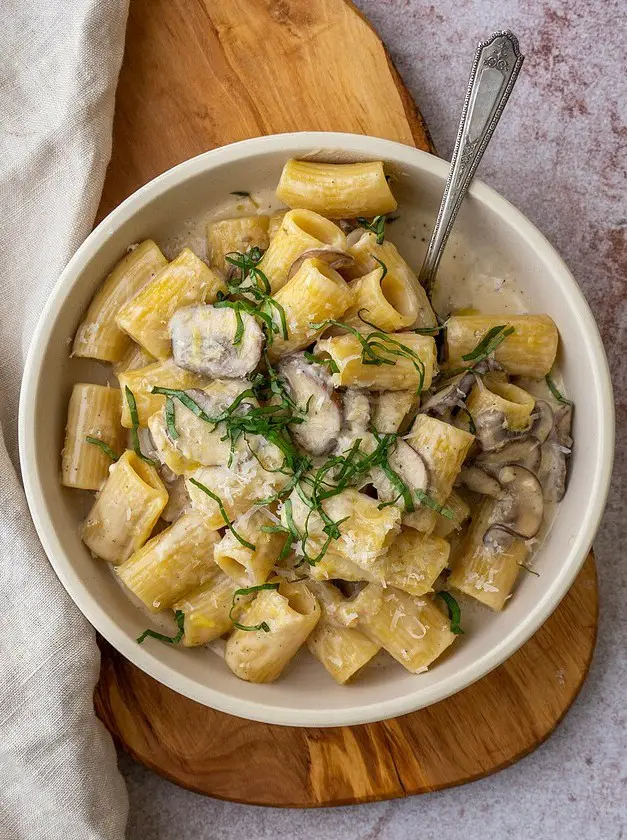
[94,0,599,806]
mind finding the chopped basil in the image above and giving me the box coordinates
[436,591,464,634]
[188,478,255,550]
[137,610,185,645]
[85,436,119,461]
[229,582,280,632]
[545,373,573,406]
[124,386,156,465]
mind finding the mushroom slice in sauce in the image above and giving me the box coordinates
[170,304,263,378]
[287,248,353,281]
[419,371,476,418]
[473,408,530,452]
[161,474,190,523]
[342,388,371,433]
[278,353,341,456]
[483,465,544,546]
[457,465,503,498]
[529,399,554,444]
[475,438,542,474]
[373,439,429,505]
[538,403,573,502]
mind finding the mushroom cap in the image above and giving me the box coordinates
[484,464,544,543]
[457,465,503,498]
[530,400,554,444]
[278,353,341,456]
[419,371,476,418]
[475,437,542,474]
[287,248,354,282]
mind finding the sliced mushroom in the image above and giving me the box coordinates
[529,399,554,444]
[457,465,503,498]
[338,218,360,234]
[278,353,341,455]
[161,474,190,522]
[538,403,573,502]
[373,439,429,504]
[473,408,530,452]
[342,388,371,433]
[475,438,542,474]
[483,465,544,546]
[419,371,476,417]
[170,304,263,378]
[287,248,354,281]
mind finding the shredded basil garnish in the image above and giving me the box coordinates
[229,582,280,632]
[189,478,255,549]
[545,373,573,406]
[85,436,119,461]
[373,255,388,280]
[303,351,339,374]
[518,562,540,577]
[164,396,179,440]
[151,387,214,423]
[356,215,388,244]
[461,325,515,363]
[415,489,454,519]
[137,610,185,645]
[222,249,288,344]
[436,591,464,634]
[124,386,156,465]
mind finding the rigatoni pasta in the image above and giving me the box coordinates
[64,156,572,686]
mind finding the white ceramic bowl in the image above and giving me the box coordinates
[19,133,614,727]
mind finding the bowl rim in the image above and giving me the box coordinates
[19,131,615,727]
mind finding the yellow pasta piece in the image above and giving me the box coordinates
[117,359,208,427]
[116,512,221,611]
[342,264,419,332]
[284,488,401,571]
[81,451,168,564]
[116,248,226,359]
[404,415,475,535]
[266,258,354,361]
[276,160,397,218]
[446,314,559,377]
[344,232,436,329]
[257,209,346,293]
[174,573,244,646]
[316,332,437,391]
[225,581,320,683]
[305,581,380,684]
[448,499,527,610]
[467,376,535,431]
[380,529,450,596]
[347,583,456,672]
[112,341,155,376]
[213,509,288,586]
[61,384,124,490]
[73,240,167,362]
[432,490,471,538]
[267,210,287,240]
[371,390,417,433]
[207,215,269,274]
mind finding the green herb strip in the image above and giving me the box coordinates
[356,215,388,244]
[85,436,119,461]
[415,489,454,519]
[518,562,540,577]
[373,255,388,280]
[229,582,280,632]
[457,406,476,435]
[151,387,214,423]
[137,610,185,645]
[461,325,515,362]
[164,397,179,440]
[124,386,156,465]
[189,478,256,550]
[303,351,339,374]
[229,191,259,208]
[222,249,288,344]
[436,591,464,634]
[311,319,426,394]
[545,373,573,406]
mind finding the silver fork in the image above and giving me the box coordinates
[418,31,524,296]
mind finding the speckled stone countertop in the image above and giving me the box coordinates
[121,2,626,837]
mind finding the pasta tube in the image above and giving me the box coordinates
[276,160,397,218]
[433,490,471,538]
[81,451,168,564]
[380,529,450,596]
[448,499,527,610]
[61,384,124,490]
[347,583,456,672]
[174,573,243,646]
[344,232,436,329]
[268,210,287,240]
[371,390,417,433]
[256,209,346,293]
[112,341,155,376]
[207,215,269,274]
[225,581,320,683]
[403,415,475,534]
[446,314,559,377]
[73,240,167,362]
[266,258,354,361]
[342,264,419,332]
[467,375,535,431]
[305,581,380,684]
[316,332,437,391]
[118,359,208,427]
[116,248,226,359]
[116,512,221,611]
[213,509,288,586]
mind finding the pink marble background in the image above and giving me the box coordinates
[121,2,626,838]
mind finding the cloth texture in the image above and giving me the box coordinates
[0,2,130,838]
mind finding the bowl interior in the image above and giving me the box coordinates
[21,134,612,726]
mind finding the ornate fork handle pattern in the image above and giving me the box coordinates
[419,31,524,295]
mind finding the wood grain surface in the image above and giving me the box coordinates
[94,0,599,806]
